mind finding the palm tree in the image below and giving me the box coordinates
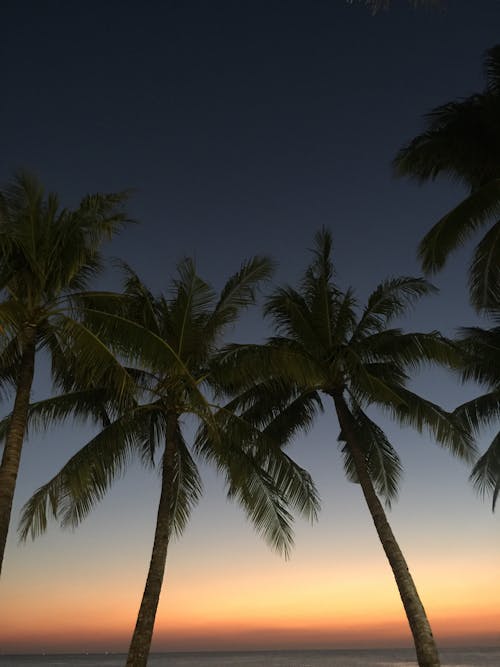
[214,230,474,667]
[18,259,320,667]
[0,171,130,575]
[394,45,500,309]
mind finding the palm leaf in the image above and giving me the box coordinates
[484,45,500,95]
[265,287,324,351]
[469,219,500,310]
[454,392,500,434]
[339,400,402,506]
[470,432,500,510]
[457,326,500,387]
[418,179,500,273]
[196,402,320,527]
[0,390,115,445]
[51,314,136,401]
[352,277,436,339]
[387,386,476,461]
[18,405,157,540]
[363,330,463,372]
[168,427,203,538]
[205,255,275,340]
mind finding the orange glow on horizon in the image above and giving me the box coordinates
[3,521,498,653]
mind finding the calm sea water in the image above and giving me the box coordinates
[0,648,499,667]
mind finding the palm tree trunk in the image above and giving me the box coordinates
[126,418,178,667]
[332,392,440,667]
[0,326,36,575]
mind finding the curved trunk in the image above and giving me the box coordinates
[126,416,178,667]
[0,327,37,575]
[332,392,440,667]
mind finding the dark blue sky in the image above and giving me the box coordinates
[2,2,500,653]
[3,0,499,305]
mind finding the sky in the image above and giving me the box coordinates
[1,0,499,656]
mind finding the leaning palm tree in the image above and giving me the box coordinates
[18,259,319,667]
[394,45,500,309]
[214,230,474,667]
[0,170,130,575]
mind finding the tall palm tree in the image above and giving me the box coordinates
[214,230,474,667]
[394,45,500,309]
[0,171,130,574]
[18,259,320,667]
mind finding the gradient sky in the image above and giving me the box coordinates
[1,0,499,655]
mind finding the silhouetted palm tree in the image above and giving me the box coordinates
[394,46,500,309]
[214,230,474,667]
[0,171,130,574]
[19,259,319,667]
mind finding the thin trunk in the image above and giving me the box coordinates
[332,392,440,667]
[0,326,36,575]
[126,417,178,667]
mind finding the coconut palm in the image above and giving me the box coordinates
[213,229,474,667]
[394,45,500,309]
[18,259,320,667]
[0,171,130,575]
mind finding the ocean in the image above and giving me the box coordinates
[0,648,499,666]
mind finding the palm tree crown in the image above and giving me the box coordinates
[215,229,473,667]
[0,171,130,574]
[394,45,500,309]
[18,258,319,667]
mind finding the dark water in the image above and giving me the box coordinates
[1,647,499,666]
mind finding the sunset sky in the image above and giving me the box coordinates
[1,0,499,655]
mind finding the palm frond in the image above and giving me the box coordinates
[456,326,500,386]
[212,342,324,395]
[394,95,497,191]
[339,400,402,506]
[363,330,463,372]
[330,288,357,346]
[454,392,500,434]
[484,45,500,95]
[168,428,203,538]
[0,299,32,336]
[18,406,155,540]
[51,315,135,402]
[265,287,324,351]
[353,277,436,338]
[0,335,22,397]
[18,401,202,542]
[76,309,192,381]
[469,219,500,310]
[74,190,132,247]
[418,179,500,273]
[343,347,409,408]
[218,380,323,449]
[470,432,500,510]
[118,263,162,333]
[196,401,321,528]
[387,386,476,461]
[205,256,275,340]
[0,390,116,445]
